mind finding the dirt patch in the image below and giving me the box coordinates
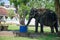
[0,31,60,38]
[0,31,16,36]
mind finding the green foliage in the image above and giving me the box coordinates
[20,0,30,5]
[28,0,55,10]
[9,0,30,19]
[18,4,30,19]
[26,15,29,20]
[45,0,55,11]
[10,0,20,7]
[9,0,30,7]
[59,0,60,4]
[8,9,15,17]
[28,0,41,8]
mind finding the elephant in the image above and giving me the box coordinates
[26,8,59,33]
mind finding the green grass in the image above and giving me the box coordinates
[8,25,57,33]
[38,35,60,40]
[28,27,51,33]
[8,25,51,33]
[0,37,37,40]
[8,24,19,30]
[0,25,60,40]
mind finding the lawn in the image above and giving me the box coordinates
[0,24,60,40]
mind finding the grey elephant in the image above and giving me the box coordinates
[26,8,58,33]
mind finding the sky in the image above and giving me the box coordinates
[0,0,10,5]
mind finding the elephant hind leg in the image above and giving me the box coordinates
[54,22,58,33]
[50,26,54,33]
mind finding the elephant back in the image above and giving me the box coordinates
[38,9,57,26]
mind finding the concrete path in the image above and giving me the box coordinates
[0,31,16,36]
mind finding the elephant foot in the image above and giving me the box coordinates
[55,31,59,35]
[51,31,54,33]
[35,31,38,33]
[56,29,58,33]
[40,31,44,33]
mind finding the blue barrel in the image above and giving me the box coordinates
[20,25,27,33]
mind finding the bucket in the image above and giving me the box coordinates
[20,25,27,33]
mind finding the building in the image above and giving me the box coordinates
[0,6,8,21]
[0,6,8,31]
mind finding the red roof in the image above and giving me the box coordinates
[0,7,8,15]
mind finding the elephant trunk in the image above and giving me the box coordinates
[26,17,32,26]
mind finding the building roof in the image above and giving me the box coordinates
[0,6,8,16]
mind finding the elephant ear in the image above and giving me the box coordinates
[30,8,37,15]
[29,8,34,15]
[29,8,38,18]
[33,8,38,16]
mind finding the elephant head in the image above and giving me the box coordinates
[26,8,38,26]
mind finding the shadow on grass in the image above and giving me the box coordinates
[10,30,60,40]
[12,30,60,38]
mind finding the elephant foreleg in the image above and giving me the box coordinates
[40,24,44,33]
[35,20,38,33]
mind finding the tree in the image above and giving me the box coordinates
[8,9,15,19]
[18,0,30,25]
[9,0,30,25]
[9,0,20,13]
[18,5,30,25]
[55,0,60,25]
[28,0,54,10]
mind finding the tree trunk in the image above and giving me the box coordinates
[55,0,60,25]
[20,10,26,25]
[15,6,25,25]
[20,16,25,25]
[15,6,18,13]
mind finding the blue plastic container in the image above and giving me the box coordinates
[20,25,27,33]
